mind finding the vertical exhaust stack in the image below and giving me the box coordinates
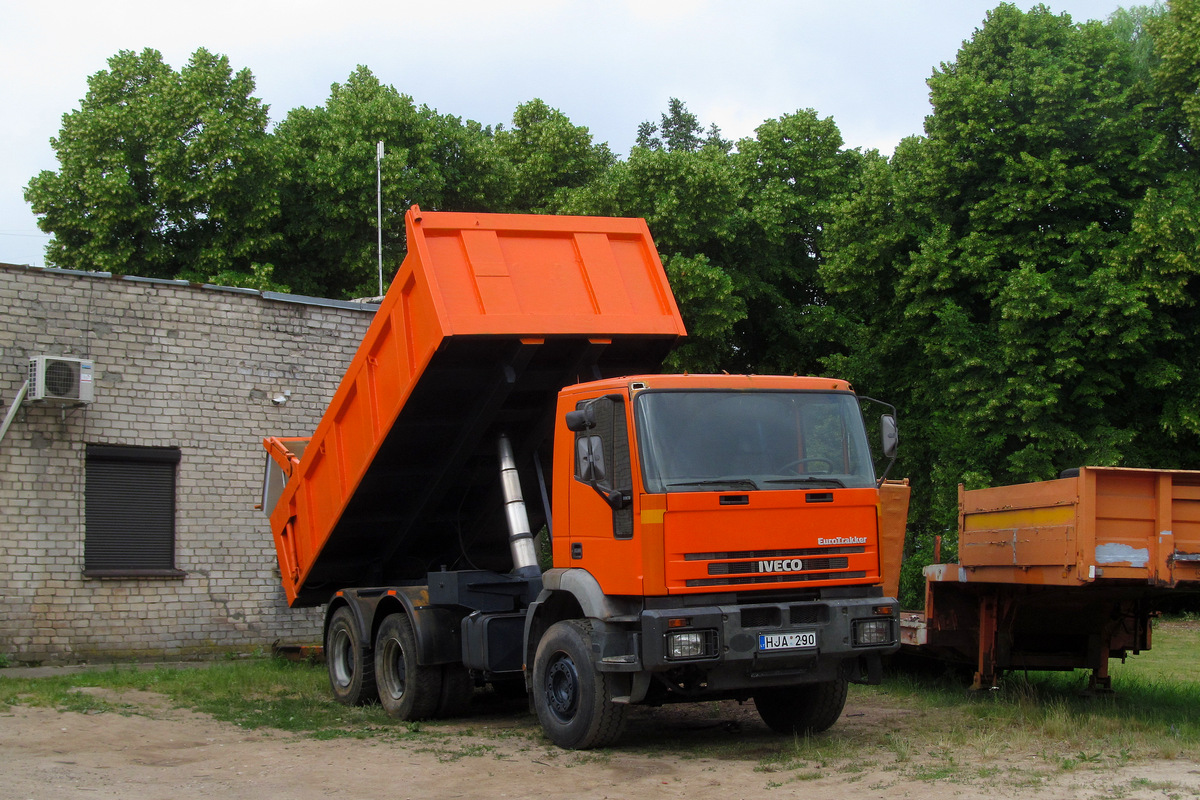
[499,435,542,579]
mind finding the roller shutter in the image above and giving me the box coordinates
[84,445,182,577]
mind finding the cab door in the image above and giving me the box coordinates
[566,394,643,595]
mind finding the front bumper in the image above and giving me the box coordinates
[605,596,899,693]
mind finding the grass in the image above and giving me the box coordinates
[2,622,1199,791]
[0,657,439,741]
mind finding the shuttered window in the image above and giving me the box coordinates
[84,445,184,578]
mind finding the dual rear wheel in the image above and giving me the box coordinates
[324,609,471,720]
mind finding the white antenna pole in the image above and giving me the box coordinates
[376,140,384,297]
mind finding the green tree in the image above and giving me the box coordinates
[823,3,1200,583]
[565,102,862,375]
[635,98,731,153]
[729,110,865,374]
[1149,0,1200,140]
[493,99,614,212]
[25,48,280,285]
[559,139,748,370]
[271,67,504,297]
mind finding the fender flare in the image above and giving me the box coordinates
[523,569,643,674]
[326,588,462,666]
[538,568,642,620]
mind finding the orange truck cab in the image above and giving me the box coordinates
[262,207,902,749]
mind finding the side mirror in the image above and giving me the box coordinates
[565,405,597,432]
[880,414,898,460]
[576,435,606,482]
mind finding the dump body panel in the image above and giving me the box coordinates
[956,466,1200,587]
[267,207,685,607]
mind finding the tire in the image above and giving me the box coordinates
[532,619,628,749]
[325,605,377,706]
[754,678,849,735]
[374,613,443,720]
[437,663,475,718]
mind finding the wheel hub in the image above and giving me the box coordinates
[381,636,407,700]
[330,629,353,688]
[544,654,579,720]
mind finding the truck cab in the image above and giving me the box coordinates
[522,373,899,747]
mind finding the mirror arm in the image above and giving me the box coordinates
[592,483,630,510]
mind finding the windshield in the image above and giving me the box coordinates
[635,390,876,492]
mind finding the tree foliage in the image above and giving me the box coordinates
[564,102,862,374]
[25,48,279,286]
[271,67,455,297]
[823,2,1200,574]
[493,99,614,212]
[636,97,732,153]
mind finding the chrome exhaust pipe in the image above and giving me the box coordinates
[498,434,541,577]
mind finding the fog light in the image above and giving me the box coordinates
[665,629,717,660]
[668,631,704,659]
[853,618,894,647]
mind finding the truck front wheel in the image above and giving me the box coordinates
[754,678,848,735]
[532,620,627,749]
[326,606,376,706]
[374,613,442,720]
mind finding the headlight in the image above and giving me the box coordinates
[853,618,894,647]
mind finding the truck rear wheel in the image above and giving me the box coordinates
[532,619,627,749]
[754,678,848,735]
[374,613,442,720]
[326,606,376,706]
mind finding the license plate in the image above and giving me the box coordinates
[758,631,817,652]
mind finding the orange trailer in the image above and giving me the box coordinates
[901,467,1200,689]
[262,207,902,748]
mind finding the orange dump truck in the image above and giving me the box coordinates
[902,466,1200,690]
[262,207,902,748]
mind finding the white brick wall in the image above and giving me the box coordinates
[0,265,376,664]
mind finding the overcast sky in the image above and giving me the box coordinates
[1,0,1127,268]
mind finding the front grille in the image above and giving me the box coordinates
[741,604,828,628]
[790,605,826,625]
[686,570,867,588]
[741,607,781,628]
[708,557,850,576]
[686,546,865,561]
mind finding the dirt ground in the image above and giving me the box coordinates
[2,685,1199,800]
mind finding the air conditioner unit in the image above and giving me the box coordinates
[28,356,95,404]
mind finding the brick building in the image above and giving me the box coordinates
[0,263,377,665]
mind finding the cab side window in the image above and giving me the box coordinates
[573,397,633,539]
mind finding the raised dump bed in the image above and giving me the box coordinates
[264,207,686,606]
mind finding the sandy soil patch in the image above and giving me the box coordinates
[2,689,1198,800]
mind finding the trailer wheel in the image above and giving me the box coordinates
[374,613,443,720]
[325,606,377,706]
[753,678,848,735]
[532,619,627,749]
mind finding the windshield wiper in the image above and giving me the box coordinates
[668,478,759,490]
[763,477,846,488]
